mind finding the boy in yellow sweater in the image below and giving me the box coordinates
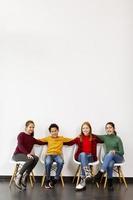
[40,123,72,189]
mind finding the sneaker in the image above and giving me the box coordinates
[83,166,91,179]
[49,179,57,188]
[76,177,86,190]
[94,171,104,182]
[45,180,51,189]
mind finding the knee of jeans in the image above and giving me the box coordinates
[108,161,114,169]
[105,152,114,158]
[79,152,86,158]
[57,159,64,166]
[45,159,53,166]
[109,152,114,156]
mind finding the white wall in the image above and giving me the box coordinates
[0,0,133,176]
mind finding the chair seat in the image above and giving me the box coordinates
[73,159,99,166]
[113,162,125,166]
[10,159,25,164]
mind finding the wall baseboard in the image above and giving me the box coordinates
[0,176,133,183]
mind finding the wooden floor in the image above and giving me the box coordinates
[0,181,132,200]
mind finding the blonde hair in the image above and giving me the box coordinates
[80,121,92,142]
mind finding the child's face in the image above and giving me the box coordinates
[26,123,34,135]
[105,124,115,135]
[50,127,59,138]
[82,124,90,136]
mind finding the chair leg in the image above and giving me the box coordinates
[90,165,93,177]
[31,171,36,183]
[72,165,80,183]
[119,167,128,188]
[29,175,34,188]
[9,164,19,187]
[103,173,107,189]
[60,173,64,187]
[76,166,81,186]
[116,166,122,183]
[90,166,99,188]
[41,173,45,187]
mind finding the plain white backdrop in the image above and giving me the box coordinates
[0,0,133,176]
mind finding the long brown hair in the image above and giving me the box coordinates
[80,121,92,142]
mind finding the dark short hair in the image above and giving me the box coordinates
[49,123,59,132]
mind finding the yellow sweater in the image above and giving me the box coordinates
[40,136,72,155]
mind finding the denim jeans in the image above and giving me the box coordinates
[78,152,93,177]
[45,155,64,180]
[101,152,124,178]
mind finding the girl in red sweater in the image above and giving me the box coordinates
[67,121,102,190]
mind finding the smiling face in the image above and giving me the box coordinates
[81,122,92,136]
[50,127,59,138]
[25,123,35,135]
[105,123,115,135]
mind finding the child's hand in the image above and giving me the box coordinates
[27,154,34,159]
[110,150,115,155]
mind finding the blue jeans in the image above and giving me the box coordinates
[78,152,93,177]
[101,152,124,178]
[45,155,64,180]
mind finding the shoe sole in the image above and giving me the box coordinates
[75,187,86,191]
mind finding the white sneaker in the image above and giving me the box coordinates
[76,178,86,190]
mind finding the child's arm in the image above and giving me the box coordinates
[33,138,47,145]
[94,135,104,143]
[95,134,106,142]
[38,137,49,143]
[63,137,79,146]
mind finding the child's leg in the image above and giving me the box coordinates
[25,155,39,174]
[94,152,114,182]
[45,155,53,181]
[101,152,114,172]
[78,152,89,177]
[12,153,34,189]
[106,154,123,190]
[12,153,35,175]
[54,155,64,180]
[106,160,115,191]
[107,160,115,179]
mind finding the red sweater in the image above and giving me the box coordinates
[66,134,102,161]
[13,132,46,155]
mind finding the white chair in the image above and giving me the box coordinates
[9,145,43,188]
[72,144,102,187]
[40,146,64,187]
[100,145,128,189]
[9,159,35,188]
